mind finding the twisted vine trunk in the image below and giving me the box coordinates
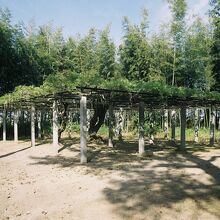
[88,104,108,136]
[58,103,69,141]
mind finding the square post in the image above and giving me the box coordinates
[80,95,87,163]
[164,110,169,139]
[108,103,114,147]
[180,106,186,149]
[194,108,199,143]
[31,105,35,147]
[3,108,6,141]
[171,110,176,141]
[38,111,42,139]
[53,100,59,147]
[210,107,215,146]
[139,102,145,155]
[14,110,19,142]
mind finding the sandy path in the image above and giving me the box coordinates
[0,139,220,220]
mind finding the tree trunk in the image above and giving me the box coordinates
[58,102,69,141]
[88,104,108,136]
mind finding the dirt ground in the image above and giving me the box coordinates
[1,135,220,220]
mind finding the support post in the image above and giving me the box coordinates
[31,105,35,147]
[53,100,59,148]
[108,103,114,147]
[80,96,87,163]
[180,106,186,149]
[14,110,19,142]
[149,112,154,145]
[210,107,215,146]
[164,110,169,139]
[38,111,42,139]
[171,110,176,141]
[3,108,6,141]
[139,102,145,155]
[116,108,123,141]
[194,108,199,143]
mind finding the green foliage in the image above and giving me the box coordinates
[65,122,80,133]
[167,0,187,87]
[149,33,172,84]
[185,17,214,90]
[119,12,151,81]
[97,126,108,136]
[0,5,220,108]
[97,27,116,79]
[210,0,220,91]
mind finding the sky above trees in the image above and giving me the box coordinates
[0,0,209,45]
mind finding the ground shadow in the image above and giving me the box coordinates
[0,146,31,159]
[28,137,220,219]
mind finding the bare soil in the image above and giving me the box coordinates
[1,135,220,220]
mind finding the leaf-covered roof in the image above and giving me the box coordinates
[1,73,220,110]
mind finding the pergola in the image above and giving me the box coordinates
[1,86,220,163]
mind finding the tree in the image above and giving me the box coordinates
[119,9,151,81]
[184,17,213,90]
[88,28,116,135]
[149,31,173,83]
[210,0,220,91]
[167,0,187,86]
[97,27,116,79]
[73,28,98,74]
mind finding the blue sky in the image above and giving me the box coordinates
[0,0,210,44]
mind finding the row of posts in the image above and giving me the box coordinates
[1,103,58,148]
[1,98,217,164]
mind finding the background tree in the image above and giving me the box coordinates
[167,0,187,86]
[210,0,220,91]
[184,17,213,90]
[119,9,151,81]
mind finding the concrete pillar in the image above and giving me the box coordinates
[149,112,154,145]
[80,96,87,163]
[108,103,114,147]
[31,105,35,147]
[3,108,6,141]
[194,108,199,143]
[38,111,42,139]
[210,107,215,146]
[139,102,145,155]
[180,106,186,149]
[171,110,176,141]
[116,108,123,141]
[14,110,19,142]
[53,100,59,147]
[164,110,169,139]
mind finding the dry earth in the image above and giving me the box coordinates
[1,136,220,220]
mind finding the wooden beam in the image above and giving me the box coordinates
[139,102,145,155]
[80,96,87,163]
